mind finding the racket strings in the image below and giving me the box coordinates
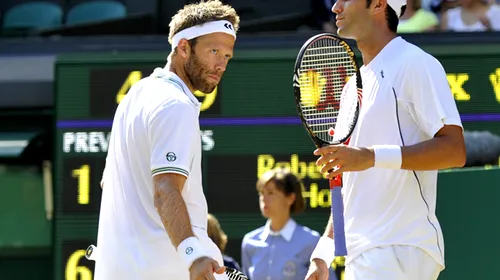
[298,37,358,143]
[225,268,249,280]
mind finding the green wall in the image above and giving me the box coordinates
[437,167,500,280]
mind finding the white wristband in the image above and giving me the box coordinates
[310,236,336,266]
[372,145,402,169]
[177,237,209,269]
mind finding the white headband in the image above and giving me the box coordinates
[388,0,406,17]
[171,20,236,51]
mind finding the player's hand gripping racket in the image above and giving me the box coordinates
[293,33,362,259]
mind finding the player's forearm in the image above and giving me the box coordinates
[399,133,466,171]
[154,185,194,247]
[310,213,336,265]
[323,213,334,239]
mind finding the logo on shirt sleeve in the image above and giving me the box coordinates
[166,152,177,162]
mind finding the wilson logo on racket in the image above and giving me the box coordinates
[298,67,350,111]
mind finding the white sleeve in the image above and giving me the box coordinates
[403,55,463,137]
[148,101,199,178]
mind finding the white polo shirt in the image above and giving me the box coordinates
[94,67,225,279]
[342,37,462,269]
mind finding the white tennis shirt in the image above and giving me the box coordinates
[341,37,462,269]
[94,67,225,279]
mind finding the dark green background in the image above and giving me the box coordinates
[55,47,500,120]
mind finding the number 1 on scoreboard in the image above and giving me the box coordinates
[72,165,90,205]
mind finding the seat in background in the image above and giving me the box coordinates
[66,0,126,25]
[2,2,63,30]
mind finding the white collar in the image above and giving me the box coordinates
[360,36,404,73]
[261,219,297,242]
[150,66,201,109]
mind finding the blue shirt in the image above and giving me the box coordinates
[241,219,338,280]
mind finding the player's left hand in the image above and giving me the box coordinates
[314,145,374,178]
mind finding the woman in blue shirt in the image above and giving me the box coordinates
[241,169,337,280]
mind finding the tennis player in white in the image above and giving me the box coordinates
[305,0,466,279]
[88,1,240,279]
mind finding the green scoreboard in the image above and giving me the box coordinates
[54,46,500,280]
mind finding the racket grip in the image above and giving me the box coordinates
[331,186,347,256]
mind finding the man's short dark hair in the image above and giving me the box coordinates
[366,0,406,33]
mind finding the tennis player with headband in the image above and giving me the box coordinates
[89,1,240,280]
[305,0,465,279]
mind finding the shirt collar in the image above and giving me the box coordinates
[360,36,404,73]
[150,66,201,109]
[261,219,297,242]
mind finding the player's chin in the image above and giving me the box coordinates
[260,208,270,218]
[198,84,216,94]
[336,27,352,39]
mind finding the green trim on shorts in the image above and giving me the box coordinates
[151,167,189,177]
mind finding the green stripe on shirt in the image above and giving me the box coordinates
[151,167,189,177]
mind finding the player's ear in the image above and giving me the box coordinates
[176,39,190,59]
[371,0,387,15]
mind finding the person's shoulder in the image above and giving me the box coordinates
[242,226,266,245]
[490,3,500,13]
[446,6,462,15]
[141,75,191,105]
[243,226,266,239]
[295,224,321,242]
[400,40,443,71]
[415,9,439,24]
[143,79,196,120]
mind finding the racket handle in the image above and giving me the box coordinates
[330,176,347,257]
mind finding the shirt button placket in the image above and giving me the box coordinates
[267,239,276,280]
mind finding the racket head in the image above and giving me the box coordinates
[225,267,249,280]
[293,33,362,148]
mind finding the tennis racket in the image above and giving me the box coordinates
[292,33,362,261]
[225,267,249,280]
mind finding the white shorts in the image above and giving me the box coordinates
[345,245,441,280]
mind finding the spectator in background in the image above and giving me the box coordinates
[440,0,500,31]
[429,0,461,16]
[398,0,440,32]
[241,169,337,280]
[207,213,242,271]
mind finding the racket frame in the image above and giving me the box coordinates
[225,267,249,280]
[293,33,362,148]
[292,33,363,259]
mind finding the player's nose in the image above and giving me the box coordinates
[332,0,343,14]
[215,58,227,72]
